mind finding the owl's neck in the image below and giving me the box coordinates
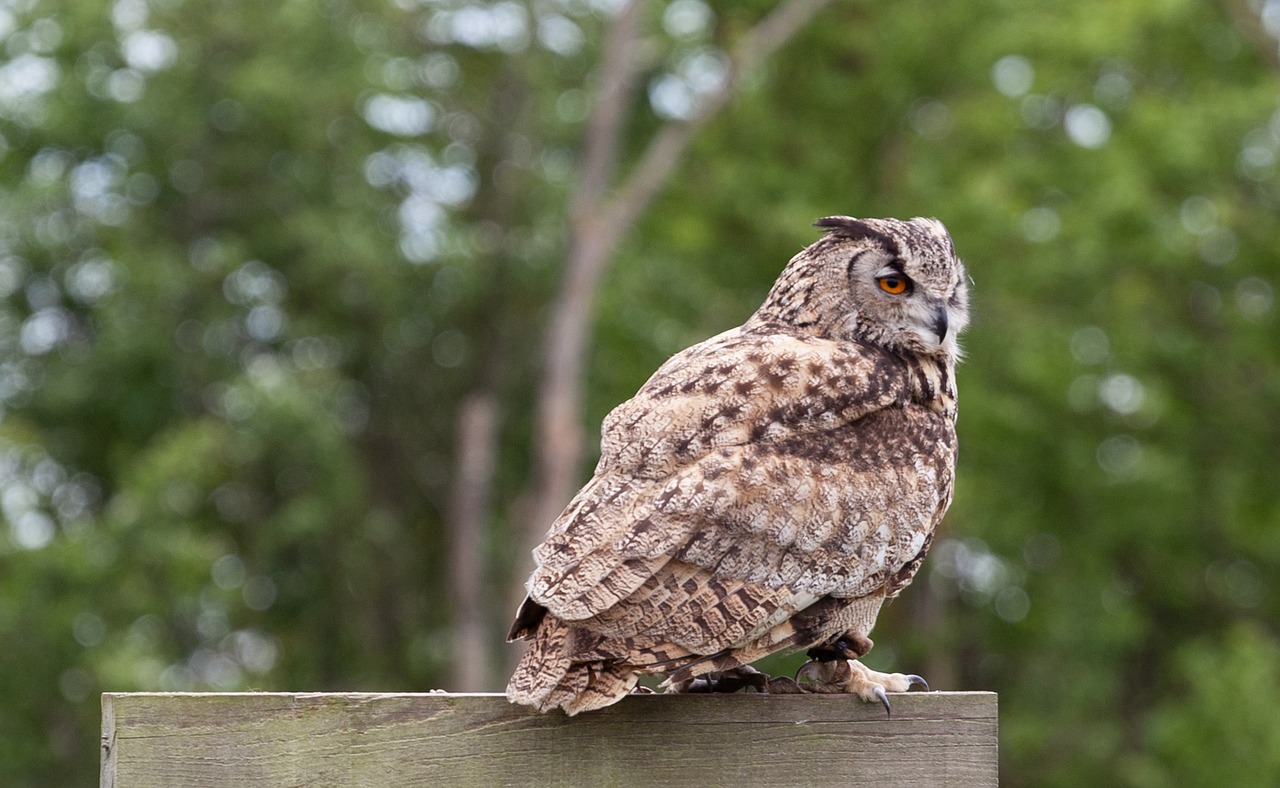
[905,355,957,419]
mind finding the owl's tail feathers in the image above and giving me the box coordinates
[506,607,638,716]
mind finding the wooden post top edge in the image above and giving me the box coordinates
[101,690,997,700]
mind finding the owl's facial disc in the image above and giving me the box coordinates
[865,260,961,356]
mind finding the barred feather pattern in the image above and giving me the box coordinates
[507,217,968,715]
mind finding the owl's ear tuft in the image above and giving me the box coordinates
[814,215,866,233]
[813,216,900,256]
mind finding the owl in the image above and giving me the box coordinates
[507,216,969,715]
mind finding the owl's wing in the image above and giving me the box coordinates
[524,328,954,656]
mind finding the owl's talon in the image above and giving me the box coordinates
[872,685,891,717]
[906,674,929,691]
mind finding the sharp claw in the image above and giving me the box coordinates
[906,674,929,691]
[873,685,891,717]
[795,660,821,684]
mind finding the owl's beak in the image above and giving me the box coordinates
[930,305,949,343]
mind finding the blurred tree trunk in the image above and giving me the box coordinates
[446,391,500,690]
[445,68,529,692]
[523,0,835,574]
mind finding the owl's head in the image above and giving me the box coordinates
[751,216,970,361]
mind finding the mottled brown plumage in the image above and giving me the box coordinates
[508,217,969,714]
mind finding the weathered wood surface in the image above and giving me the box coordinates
[102,691,997,787]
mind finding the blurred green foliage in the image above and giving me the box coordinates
[1,0,1279,785]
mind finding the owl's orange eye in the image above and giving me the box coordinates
[877,276,910,295]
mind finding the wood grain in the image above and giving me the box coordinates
[101,691,997,787]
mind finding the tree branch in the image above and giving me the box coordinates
[601,0,834,241]
[573,0,646,219]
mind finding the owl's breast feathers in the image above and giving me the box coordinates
[509,327,957,713]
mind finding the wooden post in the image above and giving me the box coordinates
[101,691,997,787]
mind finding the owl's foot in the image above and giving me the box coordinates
[666,664,770,694]
[795,658,928,717]
[806,632,874,662]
